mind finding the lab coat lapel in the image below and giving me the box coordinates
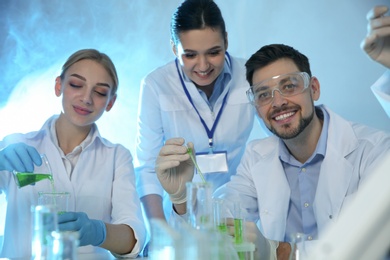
[254,139,290,240]
[313,107,357,236]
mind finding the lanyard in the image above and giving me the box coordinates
[175,53,232,152]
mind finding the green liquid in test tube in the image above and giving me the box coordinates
[187,148,206,183]
[234,218,243,244]
[213,198,227,234]
[234,202,245,260]
[200,215,210,224]
[218,223,227,233]
[234,202,244,244]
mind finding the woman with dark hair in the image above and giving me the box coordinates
[135,0,256,234]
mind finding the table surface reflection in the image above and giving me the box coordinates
[0,252,148,260]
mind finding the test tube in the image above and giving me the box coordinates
[213,198,227,233]
[233,202,244,245]
[233,202,247,260]
[186,182,213,230]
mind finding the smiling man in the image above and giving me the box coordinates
[154,43,390,259]
[222,43,390,258]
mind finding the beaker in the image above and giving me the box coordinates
[186,182,213,230]
[47,231,79,260]
[13,154,53,188]
[38,191,70,214]
[31,205,58,259]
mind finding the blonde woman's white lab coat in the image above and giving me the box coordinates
[220,105,390,252]
[0,115,146,258]
[135,56,256,216]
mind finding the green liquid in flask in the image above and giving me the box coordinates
[15,172,53,188]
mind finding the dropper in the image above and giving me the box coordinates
[187,147,206,183]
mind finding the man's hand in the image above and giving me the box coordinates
[361,6,390,68]
[155,138,195,204]
[0,143,41,172]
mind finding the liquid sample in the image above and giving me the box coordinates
[15,172,53,188]
[200,215,210,224]
[234,218,243,244]
[217,223,227,233]
[234,218,245,260]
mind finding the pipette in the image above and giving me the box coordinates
[187,147,206,183]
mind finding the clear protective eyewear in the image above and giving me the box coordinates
[246,72,311,107]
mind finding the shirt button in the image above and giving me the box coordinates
[304,202,309,208]
[307,236,313,241]
[301,168,306,172]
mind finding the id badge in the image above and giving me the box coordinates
[195,151,228,174]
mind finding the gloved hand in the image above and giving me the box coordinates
[58,212,107,247]
[361,5,390,68]
[0,143,41,172]
[155,137,195,204]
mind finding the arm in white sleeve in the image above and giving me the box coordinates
[371,70,390,118]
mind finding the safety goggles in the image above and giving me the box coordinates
[246,72,311,107]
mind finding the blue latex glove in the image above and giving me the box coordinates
[58,212,107,247]
[0,143,41,172]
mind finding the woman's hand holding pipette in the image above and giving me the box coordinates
[155,138,195,207]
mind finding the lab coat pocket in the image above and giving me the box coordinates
[160,94,192,111]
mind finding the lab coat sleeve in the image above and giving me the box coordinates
[110,145,146,258]
[135,74,166,199]
[371,70,390,118]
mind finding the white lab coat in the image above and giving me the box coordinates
[135,56,256,216]
[218,105,390,250]
[0,115,146,258]
[371,70,390,118]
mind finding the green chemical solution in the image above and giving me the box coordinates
[234,218,243,244]
[200,215,210,224]
[237,251,246,260]
[218,223,227,233]
[14,172,53,188]
[234,218,245,260]
[187,147,206,183]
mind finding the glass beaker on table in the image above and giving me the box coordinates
[32,204,58,259]
[33,191,71,259]
[38,191,70,215]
